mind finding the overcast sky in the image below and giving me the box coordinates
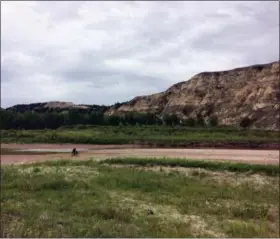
[1,1,279,108]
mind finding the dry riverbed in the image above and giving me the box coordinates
[1,144,279,165]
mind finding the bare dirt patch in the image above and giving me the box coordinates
[2,142,280,150]
[1,144,279,165]
[1,143,138,150]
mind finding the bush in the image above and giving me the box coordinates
[240,117,253,128]
[163,114,179,126]
[196,114,205,127]
[209,115,218,127]
[182,117,195,127]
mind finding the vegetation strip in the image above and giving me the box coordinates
[1,159,279,237]
[1,126,279,150]
[0,106,252,129]
[101,157,280,176]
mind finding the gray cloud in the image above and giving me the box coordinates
[1,1,279,108]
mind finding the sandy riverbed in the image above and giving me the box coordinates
[1,144,279,165]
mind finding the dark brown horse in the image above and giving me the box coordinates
[71,148,79,156]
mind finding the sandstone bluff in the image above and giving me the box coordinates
[106,61,280,131]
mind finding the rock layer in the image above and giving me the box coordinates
[106,61,280,130]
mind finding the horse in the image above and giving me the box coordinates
[71,148,79,156]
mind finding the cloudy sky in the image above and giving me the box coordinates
[1,1,279,108]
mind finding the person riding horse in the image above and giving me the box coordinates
[72,148,79,156]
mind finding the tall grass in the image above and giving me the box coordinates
[1,160,279,237]
[102,157,280,176]
[1,125,279,145]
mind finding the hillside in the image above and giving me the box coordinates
[5,101,111,113]
[105,61,280,130]
[6,101,89,111]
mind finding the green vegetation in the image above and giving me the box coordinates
[240,117,254,128]
[0,107,242,130]
[102,157,280,176]
[2,159,279,237]
[0,107,167,129]
[1,125,279,145]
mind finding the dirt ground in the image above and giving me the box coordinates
[1,144,279,165]
[1,143,138,150]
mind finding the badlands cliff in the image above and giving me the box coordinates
[106,61,280,130]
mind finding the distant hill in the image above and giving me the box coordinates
[5,61,279,130]
[6,101,110,113]
[105,61,280,131]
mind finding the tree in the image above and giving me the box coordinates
[182,117,195,127]
[124,113,136,125]
[102,115,110,125]
[44,112,64,129]
[108,115,121,126]
[90,112,103,125]
[208,115,218,127]
[239,117,252,128]
[24,111,44,129]
[0,109,16,129]
[68,109,83,125]
[163,114,179,126]
[133,113,146,125]
[146,113,157,125]
[112,102,122,110]
[196,114,205,127]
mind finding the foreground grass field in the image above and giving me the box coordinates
[1,158,279,237]
[1,125,279,145]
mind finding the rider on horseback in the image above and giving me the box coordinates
[72,148,79,156]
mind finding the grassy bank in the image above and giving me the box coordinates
[102,157,280,176]
[1,126,279,146]
[1,159,279,237]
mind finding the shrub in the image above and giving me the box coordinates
[163,114,179,126]
[209,115,218,127]
[182,117,196,127]
[196,114,205,127]
[240,117,253,128]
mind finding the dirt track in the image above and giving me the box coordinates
[1,144,279,165]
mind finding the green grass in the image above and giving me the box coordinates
[1,159,279,237]
[1,125,279,145]
[102,157,280,176]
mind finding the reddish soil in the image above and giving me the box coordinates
[2,142,280,150]
[1,144,279,165]
[1,143,138,150]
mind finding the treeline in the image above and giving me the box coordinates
[0,108,219,130]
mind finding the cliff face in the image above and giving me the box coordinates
[106,61,280,130]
